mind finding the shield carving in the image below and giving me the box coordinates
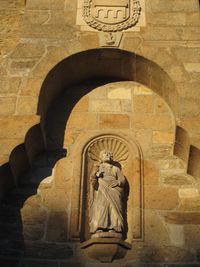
[83,0,141,32]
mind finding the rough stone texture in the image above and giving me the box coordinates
[184,225,200,249]
[0,0,199,266]
[179,197,200,211]
[46,211,68,242]
[164,212,200,225]
[24,242,73,259]
[144,186,179,210]
[163,174,194,186]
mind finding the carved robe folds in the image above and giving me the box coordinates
[89,161,126,234]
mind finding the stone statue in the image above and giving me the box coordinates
[89,149,126,236]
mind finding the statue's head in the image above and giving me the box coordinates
[99,150,113,163]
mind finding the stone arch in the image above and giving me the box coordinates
[38,48,177,151]
[1,48,198,200]
[1,47,200,263]
[38,48,177,117]
[0,48,187,199]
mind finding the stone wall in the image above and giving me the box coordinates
[0,0,200,266]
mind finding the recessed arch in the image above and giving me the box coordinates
[38,48,177,118]
[38,48,177,151]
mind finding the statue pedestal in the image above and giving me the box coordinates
[80,237,132,263]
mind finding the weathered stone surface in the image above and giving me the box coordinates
[149,0,199,12]
[107,88,132,100]
[0,138,23,155]
[147,12,186,26]
[30,46,70,77]
[179,98,200,117]
[88,85,108,99]
[164,212,200,224]
[167,224,184,247]
[46,211,68,242]
[0,0,200,264]
[10,60,37,70]
[0,116,42,139]
[81,238,131,263]
[145,186,178,210]
[123,37,142,53]
[133,95,153,113]
[151,144,173,158]
[0,77,21,94]
[23,225,44,241]
[144,161,160,185]
[121,100,132,112]
[153,131,174,144]
[163,174,193,185]
[99,114,130,129]
[131,115,173,131]
[173,47,200,63]
[16,96,38,115]
[184,225,200,249]
[67,113,98,129]
[25,242,73,259]
[26,0,65,10]
[180,118,200,134]
[41,189,68,211]
[90,99,121,112]
[21,195,47,225]
[10,43,45,59]
[54,158,73,189]
[125,245,194,263]
[0,6,24,58]
[185,62,200,73]
[0,97,16,115]
[134,130,152,155]
[72,96,89,112]
[179,188,199,198]
[186,12,200,26]
[179,197,200,211]
[142,246,194,263]
[155,157,185,171]
[134,86,153,95]
[144,210,170,246]
[21,78,43,97]
[155,97,170,114]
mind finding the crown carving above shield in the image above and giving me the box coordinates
[82,0,141,32]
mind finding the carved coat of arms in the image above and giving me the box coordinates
[83,0,141,32]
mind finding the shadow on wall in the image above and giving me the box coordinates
[0,48,200,265]
[0,48,179,199]
[174,126,200,180]
[0,124,67,263]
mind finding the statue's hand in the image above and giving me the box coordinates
[110,181,119,188]
[91,178,99,190]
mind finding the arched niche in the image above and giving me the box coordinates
[69,132,143,243]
